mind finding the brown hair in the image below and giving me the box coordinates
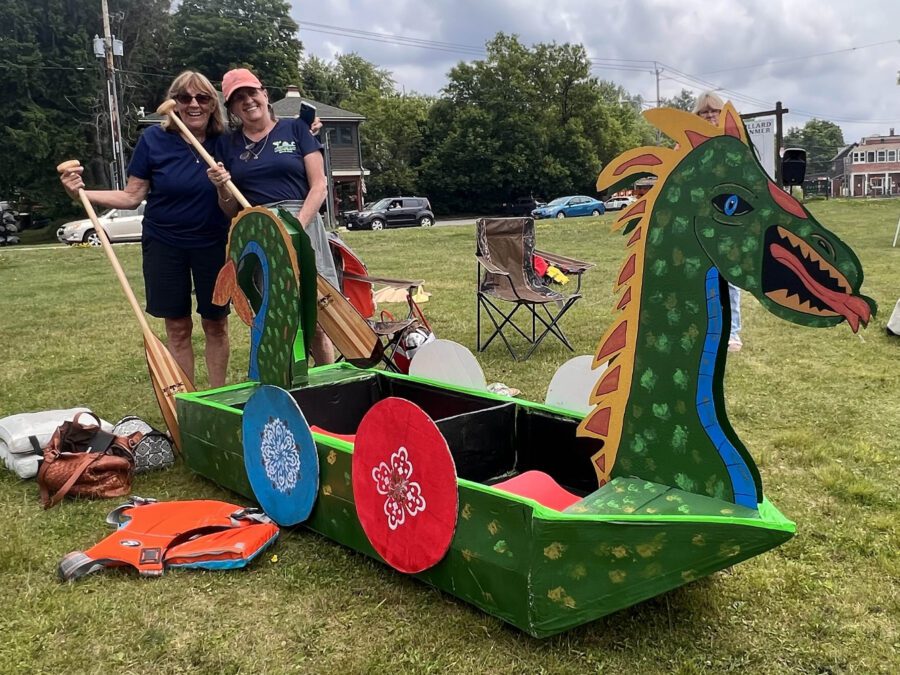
[162,71,226,136]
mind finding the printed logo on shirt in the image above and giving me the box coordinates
[273,141,297,154]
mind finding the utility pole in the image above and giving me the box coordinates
[101,0,126,189]
[654,62,662,143]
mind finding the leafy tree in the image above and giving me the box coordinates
[299,52,394,107]
[170,0,302,96]
[0,0,173,215]
[336,54,394,99]
[298,55,349,106]
[419,33,646,212]
[344,92,430,198]
[783,119,845,175]
[662,88,697,111]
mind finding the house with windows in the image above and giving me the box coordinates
[827,144,856,197]
[270,86,369,215]
[845,130,900,197]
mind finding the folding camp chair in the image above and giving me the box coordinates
[476,217,593,361]
[329,235,431,371]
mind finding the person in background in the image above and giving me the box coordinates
[208,68,338,365]
[693,90,743,353]
[60,71,231,386]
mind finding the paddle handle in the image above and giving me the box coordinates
[156,99,252,210]
[57,161,155,340]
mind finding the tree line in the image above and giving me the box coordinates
[0,0,845,218]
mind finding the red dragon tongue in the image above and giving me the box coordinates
[835,294,871,333]
[769,241,870,332]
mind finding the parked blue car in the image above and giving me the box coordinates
[531,195,606,219]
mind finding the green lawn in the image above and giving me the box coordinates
[0,199,898,673]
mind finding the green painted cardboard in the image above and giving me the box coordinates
[177,104,874,636]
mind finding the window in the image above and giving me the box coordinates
[867,151,875,162]
[877,150,886,162]
[331,125,353,145]
[889,150,897,162]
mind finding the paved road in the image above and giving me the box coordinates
[435,218,477,228]
[5,219,477,252]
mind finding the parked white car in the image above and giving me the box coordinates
[57,202,145,246]
[604,196,637,211]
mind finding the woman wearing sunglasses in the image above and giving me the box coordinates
[60,71,231,387]
[208,67,338,366]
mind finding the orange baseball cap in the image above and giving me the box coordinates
[222,68,263,103]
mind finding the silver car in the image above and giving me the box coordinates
[57,202,145,246]
[603,196,637,211]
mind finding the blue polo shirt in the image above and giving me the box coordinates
[128,125,228,248]
[218,118,322,205]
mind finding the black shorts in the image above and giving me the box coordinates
[141,237,230,320]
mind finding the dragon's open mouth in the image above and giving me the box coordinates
[762,226,871,332]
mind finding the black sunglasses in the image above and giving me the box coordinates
[174,92,213,105]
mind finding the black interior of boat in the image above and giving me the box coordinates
[282,373,602,494]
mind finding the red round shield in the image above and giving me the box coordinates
[352,397,458,574]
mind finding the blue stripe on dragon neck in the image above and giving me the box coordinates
[697,267,757,508]
[240,241,269,381]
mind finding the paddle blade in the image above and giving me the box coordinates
[315,275,383,367]
[143,332,194,451]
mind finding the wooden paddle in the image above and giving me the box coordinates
[157,100,383,367]
[56,160,193,451]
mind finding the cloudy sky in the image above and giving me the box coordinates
[292,0,900,143]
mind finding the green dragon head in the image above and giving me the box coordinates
[601,103,875,332]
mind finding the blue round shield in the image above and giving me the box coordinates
[242,385,319,526]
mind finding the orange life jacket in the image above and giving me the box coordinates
[58,497,279,581]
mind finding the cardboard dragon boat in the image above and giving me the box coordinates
[176,104,875,637]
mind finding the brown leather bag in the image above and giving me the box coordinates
[37,412,139,509]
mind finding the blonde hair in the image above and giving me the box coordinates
[692,90,725,115]
[162,71,226,136]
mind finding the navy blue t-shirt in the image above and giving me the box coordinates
[218,118,323,205]
[128,125,228,248]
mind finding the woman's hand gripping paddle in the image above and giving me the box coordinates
[56,160,194,451]
[157,99,382,367]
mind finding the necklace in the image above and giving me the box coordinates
[181,134,203,163]
[240,129,271,161]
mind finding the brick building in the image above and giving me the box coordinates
[844,130,900,197]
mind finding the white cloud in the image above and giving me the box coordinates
[293,0,900,141]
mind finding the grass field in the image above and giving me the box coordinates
[0,199,897,673]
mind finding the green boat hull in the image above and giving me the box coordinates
[176,364,794,637]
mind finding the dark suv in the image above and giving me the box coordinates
[345,196,435,231]
[501,196,545,217]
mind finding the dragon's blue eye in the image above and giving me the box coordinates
[713,193,753,216]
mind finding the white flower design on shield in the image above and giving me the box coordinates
[260,416,301,493]
[371,446,426,530]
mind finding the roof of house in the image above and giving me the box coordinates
[830,144,857,163]
[272,87,365,122]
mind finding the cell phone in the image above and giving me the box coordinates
[300,101,316,127]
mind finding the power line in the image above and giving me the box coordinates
[698,38,900,76]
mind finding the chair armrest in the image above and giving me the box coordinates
[535,249,595,274]
[343,272,424,288]
[476,255,509,276]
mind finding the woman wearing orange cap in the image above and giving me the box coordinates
[208,67,338,365]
